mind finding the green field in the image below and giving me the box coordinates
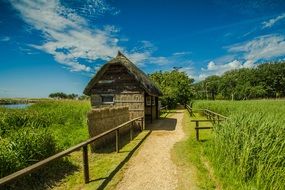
[191,100,285,189]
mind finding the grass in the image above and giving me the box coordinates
[192,100,285,190]
[0,100,91,190]
[0,99,151,189]
[4,99,284,189]
[160,109,177,118]
[0,100,91,179]
[52,130,151,190]
[172,110,219,190]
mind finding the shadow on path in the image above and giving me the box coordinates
[90,110,183,189]
[146,118,177,131]
[92,130,152,190]
[146,110,184,131]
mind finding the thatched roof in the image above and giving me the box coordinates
[84,51,163,96]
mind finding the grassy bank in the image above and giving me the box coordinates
[192,100,285,189]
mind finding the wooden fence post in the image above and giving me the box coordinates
[195,121,199,141]
[130,121,133,140]
[190,107,193,116]
[82,145,89,184]
[141,118,144,131]
[116,129,120,153]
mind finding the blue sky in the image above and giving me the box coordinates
[1,0,285,98]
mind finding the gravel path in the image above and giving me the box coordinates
[115,110,185,190]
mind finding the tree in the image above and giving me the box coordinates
[194,61,285,100]
[49,92,80,99]
[150,70,194,108]
[204,75,220,100]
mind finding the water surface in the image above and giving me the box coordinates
[0,104,32,109]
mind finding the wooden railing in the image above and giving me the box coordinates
[186,105,228,141]
[204,109,229,123]
[159,105,168,115]
[0,116,144,187]
[160,105,168,111]
[185,104,203,117]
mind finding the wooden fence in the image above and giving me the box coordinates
[0,116,144,187]
[159,105,168,113]
[186,104,228,141]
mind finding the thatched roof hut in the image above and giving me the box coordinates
[84,51,162,96]
[84,51,162,123]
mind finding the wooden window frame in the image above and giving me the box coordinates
[101,94,114,104]
[146,96,151,106]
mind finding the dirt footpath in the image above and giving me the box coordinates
[115,110,185,190]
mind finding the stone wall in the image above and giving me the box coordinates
[87,106,130,151]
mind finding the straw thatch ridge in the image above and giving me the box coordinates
[84,51,163,96]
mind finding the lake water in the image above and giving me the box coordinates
[0,104,32,109]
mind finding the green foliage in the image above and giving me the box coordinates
[49,92,86,99]
[0,128,57,178]
[150,70,194,108]
[0,100,91,178]
[194,61,285,100]
[193,100,285,189]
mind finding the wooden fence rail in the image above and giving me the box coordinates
[186,104,228,141]
[185,104,204,117]
[204,109,229,122]
[0,116,144,187]
[159,105,168,115]
[160,105,168,111]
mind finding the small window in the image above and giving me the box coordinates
[152,98,155,106]
[101,95,114,104]
[98,80,114,84]
[146,96,151,106]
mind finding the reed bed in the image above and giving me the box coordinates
[193,100,285,189]
[0,100,90,178]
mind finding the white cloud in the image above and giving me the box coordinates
[125,41,192,66]
[262,13,285,28]
[126,52,172,66]
[199,60,243,80]
[172,51,191,56]
[198,34,285,81]
[150,56,171,65]
[10,0,164,72]
[213,54,236,64]
[0,36,10,42]
[181,66,197,79]
[229,34,285,62]
[125,51,151,66]
[10,0,121,72]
